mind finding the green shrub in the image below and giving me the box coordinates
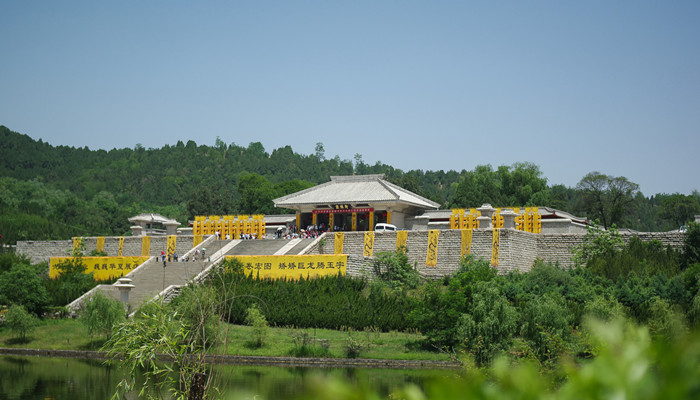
[218,273,415,331]
[244,303,269,348]
[583,294,626,321]
[169,285,220,348]
[0,263,48,315]
[455,281,518,366]
[79,291,125,338]
[410,256,497,350]
[343,333,363,358]
[289,331,331,358]
[371,248,420,289]
[646,296,687,342]
[520,293,573,364]
[5,304,38,341]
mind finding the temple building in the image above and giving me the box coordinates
[273,174,441,231]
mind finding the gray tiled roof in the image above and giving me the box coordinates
[273,174,440,209]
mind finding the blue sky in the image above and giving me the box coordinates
[1,1,698,195]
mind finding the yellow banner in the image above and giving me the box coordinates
[328,213,334,231]
[72,237,83,255]
[426,229,439,267]
[118,237,124,256]
[194,234,203,248]
[491,229,500,266]
[352,213,357,231]
[396,230,408,251]
[49,256,150,280]
[167,235,177,257]
[334,232,344,254]
[461,229,472,257]
[227,255,347,280]
[96,237,105,253]
[368,212,374,230]
[363,231,375,257]
[141,236,151,256]
[387,211,391,224]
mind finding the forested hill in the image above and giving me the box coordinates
[1,125,698,244]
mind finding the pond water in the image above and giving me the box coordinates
[0,355,454,399]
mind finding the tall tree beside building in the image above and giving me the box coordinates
[576,172,640,229]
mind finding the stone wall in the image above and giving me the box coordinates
[18,230,687,277]
[535,231,686,269]
[17,235,205,264]
[306,229,687,278]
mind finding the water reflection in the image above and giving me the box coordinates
[0,356,451,399]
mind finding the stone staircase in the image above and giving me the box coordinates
[123,258,208,309]
[224,238,315,256]
[68,237,318,313]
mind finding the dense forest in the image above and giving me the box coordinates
[1,125,698,244]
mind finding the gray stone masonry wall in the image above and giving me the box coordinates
[306,229,686,278]
[19,230,686,277]
[536,231,686,269]
[17,235,204,264]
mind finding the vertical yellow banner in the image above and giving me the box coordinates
[118,237,124,256]
[425,230,439,267]
[295,213,300,231]
[312,213,317,226]
[368,211,374,230]
[461,229,473,257]
[396,230,408,251]
[141,236,151,256]
[363,231,375,257]
[334,232,344,254]
[96,237,105,253]
[72,237,82,254]
[352,212,357,231]
[386,211,391,224]
[491,229,500,266]
[193,234,203,247]
[328,213,334,231]
[167,235,177,257]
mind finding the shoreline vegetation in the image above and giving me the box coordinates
[0,319,456,367]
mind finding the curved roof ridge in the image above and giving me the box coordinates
[380,179,441,209]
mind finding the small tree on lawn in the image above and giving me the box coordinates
[5,304,39,342]
[245,303,269,348]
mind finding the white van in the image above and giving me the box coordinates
[374,223,397,232]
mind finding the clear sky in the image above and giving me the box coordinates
[1,1,698,196]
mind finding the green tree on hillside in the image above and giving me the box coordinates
[658,194,700,228]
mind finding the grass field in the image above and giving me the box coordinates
[0,318,450,361]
